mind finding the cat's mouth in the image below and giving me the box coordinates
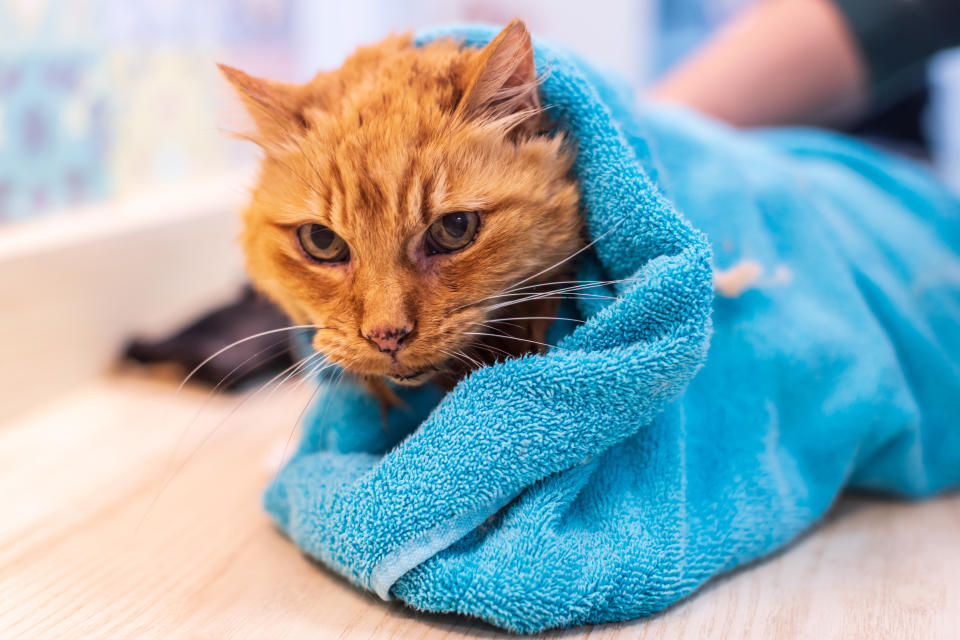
[385,368,437,386]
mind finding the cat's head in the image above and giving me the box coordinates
[221,20,581,385]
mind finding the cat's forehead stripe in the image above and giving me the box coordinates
[395,156,416,219]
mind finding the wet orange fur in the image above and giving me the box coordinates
[221,20,582,388]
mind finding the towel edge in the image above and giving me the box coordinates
[369,491,519,599]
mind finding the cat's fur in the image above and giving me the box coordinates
[221,20,582,391]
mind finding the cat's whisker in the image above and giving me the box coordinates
[500,279,601,294]
[481,318,523,330]
[478,278,636,306]
[462,331,567,352]
[291,352,341,392]
[286,349,327,379]
[486,289,618,305]
[499,215,629,294]
[176,324,323,394]
[482,293,618,314]
[501,276,641,296]
[303,358,345,391]
[260,361,328,412]
[449,217,631,313]
[455,349,486,370]
[439,348,483,372]
[136,348,327,533]
[278,378,324,469]
[438,348,469,369]
[143,327,317,529]
[473,289,600,305]
[467,341,513,362]
[174,350,319,458]
[260,148,326,202]
[471,322,556,364]
[263,351,328,402]
[161,335,293,485]
[504,292,616,302]
[469,320,514,337]
[456,278,629,315]
[489,315,586,324]
[277,364,348,472]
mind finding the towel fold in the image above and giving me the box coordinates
[264,25,960,633]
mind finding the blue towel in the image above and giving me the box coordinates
[264,26,960,633]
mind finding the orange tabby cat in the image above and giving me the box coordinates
[220,19,582,392]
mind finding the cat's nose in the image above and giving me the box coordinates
[362,324,413,354]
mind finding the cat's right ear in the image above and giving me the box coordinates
[217,63,307,146]
[457,19,540,125]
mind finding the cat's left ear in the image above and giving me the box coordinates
[458,19,541,124]
[218,63,307,146]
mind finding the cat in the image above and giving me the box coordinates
[220,19,583,396]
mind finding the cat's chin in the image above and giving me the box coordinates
[385,369,437,386]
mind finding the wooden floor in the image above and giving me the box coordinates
[1,374,958,639]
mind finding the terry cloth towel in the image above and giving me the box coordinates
[264,25,960,633]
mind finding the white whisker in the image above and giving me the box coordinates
[462,331,567,352]
[458,349,485,369]
[278,365,347,469]
[490,316,586,324]
[176,324,322,394]
[468,341,513,361]
[501,276,639,296]
[162,336,292,481]
[439,348,482,371]
[500,215,629,293]
[481,278,637,305]
[483,292,617,314]
[469,321,513,337]
[292,354,340,392]
[136,348,328,533]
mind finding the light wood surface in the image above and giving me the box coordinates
[0,175,248,422]
[1,374,958,639]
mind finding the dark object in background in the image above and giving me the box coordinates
[847,87,930,155]
[125,286,296,390]
[834,0,960,156]
[833,0,960,110]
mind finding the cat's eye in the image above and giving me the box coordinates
[297,223,349,263]
[426,211,480,254]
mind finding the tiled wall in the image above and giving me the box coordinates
[0,0,299,222]
[3,0,957,226]
[0,0,654,224]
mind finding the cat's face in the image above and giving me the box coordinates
[223,21,581,385]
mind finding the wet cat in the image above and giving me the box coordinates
[220,19,582,394]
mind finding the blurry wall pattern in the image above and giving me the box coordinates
[0,0,652,224]
[2,0,957,226]
[0,0,301,222]
[654,0,753,74]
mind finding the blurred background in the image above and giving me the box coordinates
[1,0,958,420]
[0,0,653,223]
[2,0,957,224]
[3,5,959,635]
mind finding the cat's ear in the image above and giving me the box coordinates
[218,63,307,145]
[458,19,540,124]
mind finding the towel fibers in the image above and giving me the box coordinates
[264,25,960,633]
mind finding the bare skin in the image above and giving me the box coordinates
[649,0,868,127]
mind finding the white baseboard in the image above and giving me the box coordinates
[0,174,253,423]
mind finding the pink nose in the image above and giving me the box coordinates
[363,325,413,354]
